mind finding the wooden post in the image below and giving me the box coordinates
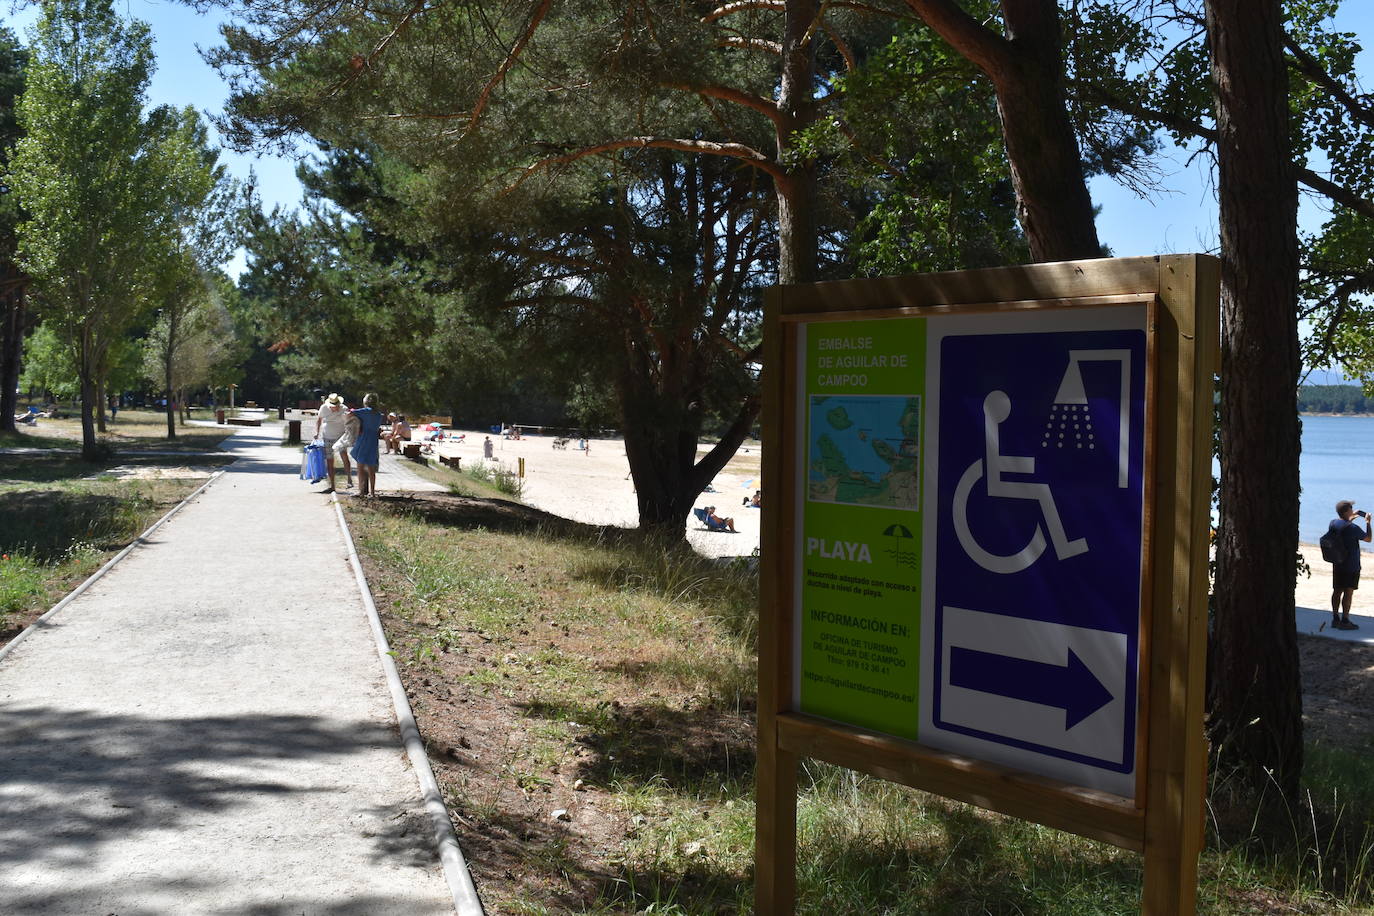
[756,291,798,914]
[1140,255,1217,915]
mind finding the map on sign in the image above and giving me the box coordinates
[808,395,920,510]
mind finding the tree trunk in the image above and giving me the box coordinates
[164,355,176,439]
[0,274,26,434]
[1206,0,1304,801]
[621,384,762,538]
[904,0,1100,262]
[78,329,100,462]
[994,0,1100,261]
[776,0,820,285]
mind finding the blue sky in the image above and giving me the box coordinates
[3,0,1372,300]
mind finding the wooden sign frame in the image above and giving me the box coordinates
[755,255,1218,914]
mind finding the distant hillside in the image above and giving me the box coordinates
[1299,384,1373,413]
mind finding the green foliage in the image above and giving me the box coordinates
[18,323,77,399]
[140,105,241,429]
[803,21,1027,275]
[8,0,159,303]
[0,26,29,255]
[6,0,237,451]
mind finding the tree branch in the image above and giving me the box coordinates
[902,0,1009,78]
[503,136,785,194]
[326,0,429,98]
[1100,87,1374,221]
[465,0,554,138]
[717,36,783,55]
[1284,32,1374,132]
[662,82,781,122]
[1296,166,1374,222]
[704,0,784,22]
[822,19,856,71]
[703,0,903,22]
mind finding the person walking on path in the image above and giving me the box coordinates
[350,393,384,497]
[483,435,494,459]
[314,393,354,493]
[1328,499,1372,630]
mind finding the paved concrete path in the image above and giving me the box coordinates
[0,427,457,915]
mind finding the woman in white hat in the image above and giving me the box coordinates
[312,393,354,493]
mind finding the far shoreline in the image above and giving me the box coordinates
[1301,411,1374,418]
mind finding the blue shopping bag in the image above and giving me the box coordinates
[301,441,327,483]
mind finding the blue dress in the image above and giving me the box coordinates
[350,407,383,466]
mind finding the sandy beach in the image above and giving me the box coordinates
[401,427,763,559]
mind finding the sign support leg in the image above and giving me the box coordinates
[1140,254,1215,915]
[754,736,797,915]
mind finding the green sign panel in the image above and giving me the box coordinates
[798,318,926,738]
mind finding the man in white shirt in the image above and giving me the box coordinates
[313,393,355,493]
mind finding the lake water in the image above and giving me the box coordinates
[1297,414,1374,543]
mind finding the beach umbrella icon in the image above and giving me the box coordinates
[883,523,916,568]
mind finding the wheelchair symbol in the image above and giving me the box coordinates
[953,390,1088,574]
[950,348,1132,574]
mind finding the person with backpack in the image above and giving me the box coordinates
[1324,499,1372,630]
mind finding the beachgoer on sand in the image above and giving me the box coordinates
[706,506,736,532]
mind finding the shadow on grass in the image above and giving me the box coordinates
[1207,773,1374,903]
[593,861,752,915]
[0,428,72,450]
[0,489,147,559]
[519,695,756,796]
[369,490,595,539]
[787,799,1142,915]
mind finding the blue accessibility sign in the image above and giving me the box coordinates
[924,316,1148,793]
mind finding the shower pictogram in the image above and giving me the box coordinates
[1045,349,1133,488]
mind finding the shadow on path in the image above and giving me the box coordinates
[0,705,412,872]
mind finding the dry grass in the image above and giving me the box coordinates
[345,492,1374,915]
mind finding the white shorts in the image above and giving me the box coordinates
[322,433,348,458]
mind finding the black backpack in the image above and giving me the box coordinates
[1321,526,1348,565]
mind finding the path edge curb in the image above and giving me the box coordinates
[0,468,227,666]
[332,497,486,916]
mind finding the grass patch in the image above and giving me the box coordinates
[0,551,47,627]
[463,458,525,497]
[343,493,1374,914]
[0,470,208,645]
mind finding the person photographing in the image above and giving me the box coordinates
[1325,499,1372,630]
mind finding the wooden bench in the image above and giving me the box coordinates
[402,442,423,460]
[438,454,462,470]
[226,417,262,427]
